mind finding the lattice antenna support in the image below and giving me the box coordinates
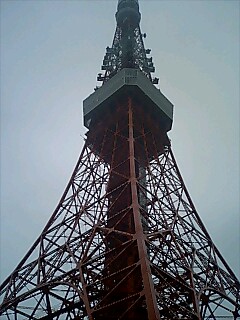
[97,0,159,85]
[1,95,240,319]
[1,1,240,319]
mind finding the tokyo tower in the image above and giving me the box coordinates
[0,0,239,319]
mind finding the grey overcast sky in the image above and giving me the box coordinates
[0,0,239,283]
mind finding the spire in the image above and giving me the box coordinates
[97,0,159,85]
[116,0,141,29]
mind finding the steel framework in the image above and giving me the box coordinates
[0,0,239,319]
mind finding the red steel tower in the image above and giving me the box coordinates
[1,1,239,319]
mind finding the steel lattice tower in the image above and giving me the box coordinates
[0,1,239,319]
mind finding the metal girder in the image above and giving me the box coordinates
[1,96,239,319]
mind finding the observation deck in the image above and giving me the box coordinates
[83,68,173,132]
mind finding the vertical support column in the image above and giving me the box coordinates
[128,97,160,320]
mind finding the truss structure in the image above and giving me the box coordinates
[97,1,158,84]
[1,0,239,319]
[99,25,155,83]
[1,98,239,319]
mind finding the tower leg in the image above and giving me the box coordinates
[0,96,239,320]
[128,97,160,320]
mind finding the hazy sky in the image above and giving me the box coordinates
[0,0,239,284]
